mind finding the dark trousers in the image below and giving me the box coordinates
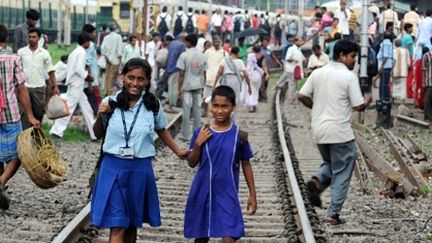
[379,68,392,101]
[84,86,101,116]
[155,71,170,100]
[425,86,432,121]
[21,86,46,129]
[259,78,268,102]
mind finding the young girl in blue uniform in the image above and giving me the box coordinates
[91,58,188,242]
[184,85,257,242]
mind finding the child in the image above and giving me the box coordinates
[91,58,188,242]
[184,85,257,242]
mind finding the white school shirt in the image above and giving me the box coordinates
[17,46,54,88]
[65,45,88,86]
[299,62,364,144]
[157,12,172,29]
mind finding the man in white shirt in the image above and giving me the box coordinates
[416,9,432,59]
[334,0,351,39]
[122,35,141,65]
[202,37,226,116]
[50,32,97,140]
[307,44,330,73]
[101,24,123,96]
[211,8,223,36]
[298,39,371,225]
[17,27,59,128]
[283,37,305,104]
[145,32,161,68]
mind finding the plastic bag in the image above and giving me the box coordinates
[46,95,70,120]
[155,48,168,69]
[293,65,302,80]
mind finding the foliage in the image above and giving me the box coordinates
[42,123,90,144]
[47,44,77,64]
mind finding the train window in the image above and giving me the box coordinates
[100,7,112,16]
[120,2,130,19]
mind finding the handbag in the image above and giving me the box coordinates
[293,65,302,80]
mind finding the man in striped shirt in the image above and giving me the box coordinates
[422,47,432,121]
[0,24,40,210]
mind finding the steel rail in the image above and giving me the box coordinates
[274,91,315,243]
[51,112,183,243]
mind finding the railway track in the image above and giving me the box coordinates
[46,91,324,242]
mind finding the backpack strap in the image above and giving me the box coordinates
[237,128,248,164]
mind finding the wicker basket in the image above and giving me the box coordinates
[17,128,68,189]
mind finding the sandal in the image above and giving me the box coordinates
[0,183,10,210]
[324,215,346,225]
[306,178,322,207]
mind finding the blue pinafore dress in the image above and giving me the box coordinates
[184,123,254,238]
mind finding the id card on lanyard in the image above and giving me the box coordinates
[119,100,143,158]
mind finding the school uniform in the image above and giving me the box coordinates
[184,124,253,238]
[91,93,167,228]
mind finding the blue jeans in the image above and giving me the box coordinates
[315,140,356,217]
[379,68,392,101]
[181,89,202,140]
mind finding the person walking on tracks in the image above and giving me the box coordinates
[0,24,40,210]
[298,40,372,225]
[184,85,257,242]
[176,33,208,141]
[49,32,97,140]
[91,58,188,242]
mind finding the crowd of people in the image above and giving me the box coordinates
[0,6,262,243]
[304,0,432,126]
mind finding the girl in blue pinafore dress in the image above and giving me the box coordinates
[184,85,257,242]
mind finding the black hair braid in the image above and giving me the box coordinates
[113,88,130,110]
[142,83,159,115]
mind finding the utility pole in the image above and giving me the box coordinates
[359,0,370,124]
[64,0,71,46]
[142,0,148,36]
[298,0,304,37]
[57,0,63,45]
[129,0,134,33]
[85,0,89,23]
[359,0,369,81]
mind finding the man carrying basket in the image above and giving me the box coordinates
[0,24,40,210]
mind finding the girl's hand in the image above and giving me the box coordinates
[176,149,189,159]
[97,103,111,118]
[195,125,212,147]
[247,194,257,215]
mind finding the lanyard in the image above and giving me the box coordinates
[120,100,143,148]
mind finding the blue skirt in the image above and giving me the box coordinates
[90,154,161,228]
